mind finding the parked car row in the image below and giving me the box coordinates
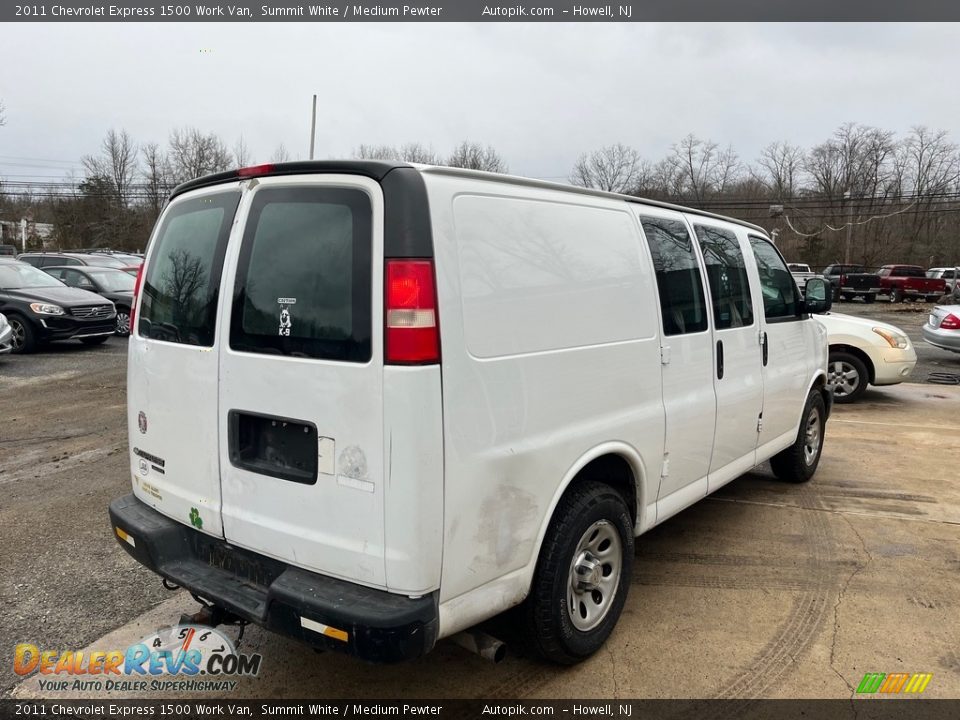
[792,262,958,303]
[0,260,126,353]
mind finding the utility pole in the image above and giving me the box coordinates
[843,190,853,265]
[309,94,317,160]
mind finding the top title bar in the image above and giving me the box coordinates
[4,0,959,22]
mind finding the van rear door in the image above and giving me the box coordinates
[216,176,388,588]
[129,186,241,537]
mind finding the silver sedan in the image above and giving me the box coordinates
[0,312,13,354]
[922,305,960,353]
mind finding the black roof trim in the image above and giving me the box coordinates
[169,160,411,199]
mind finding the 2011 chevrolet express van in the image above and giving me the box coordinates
[110,161,833,665]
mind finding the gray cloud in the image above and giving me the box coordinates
[1,23,957,181]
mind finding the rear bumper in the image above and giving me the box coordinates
[109,494,439,663]
[922,324,960,353]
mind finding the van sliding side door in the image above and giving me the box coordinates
[692,222,764,491]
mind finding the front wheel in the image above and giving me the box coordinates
[890,288,903,303]
[828,351,869,404]
[7,314,37,354]
[770,390,827,483]
[523,481,634,664]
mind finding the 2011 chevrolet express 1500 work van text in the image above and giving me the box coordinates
[110,161,832,664]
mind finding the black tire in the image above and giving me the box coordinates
[827,351,869,403]
[890,288,903,303]
[115,307,131,336]
[80,336,109,346]
[864,293,876,304]
[840,293,852,302]
[523,481,634,665]
[7,314,37,354]
[770,390,826,483]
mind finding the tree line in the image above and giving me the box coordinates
[2,121,959,267]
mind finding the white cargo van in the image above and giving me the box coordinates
[110,161,832,664]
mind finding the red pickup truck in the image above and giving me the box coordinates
[878,265,947,302]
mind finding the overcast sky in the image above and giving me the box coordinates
[1,23,957,182]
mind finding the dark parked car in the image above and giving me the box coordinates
[822,264,882,303]
[17,252,128,270]
[0,244,18,257]
[0,261,116,353]
[43,266,135,336]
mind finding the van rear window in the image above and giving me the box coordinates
[138,192,240,346]
[229,186,372,362]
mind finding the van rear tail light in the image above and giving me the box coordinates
[940,313,960,330]
[129,264,144,331]
[385,259,439,364]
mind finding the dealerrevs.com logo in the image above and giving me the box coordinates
[14,625,262,693]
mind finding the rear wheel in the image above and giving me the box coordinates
[770,390,826,483]
[7,314,37,354]
[840,293,852,302]
[80,336,109,346]
[890,288,903,303]
[523,481,634,664]
[864,293,876,304]
[828,351,869,404]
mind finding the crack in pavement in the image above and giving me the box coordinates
[605,642,621,698]
[829,513,873,718]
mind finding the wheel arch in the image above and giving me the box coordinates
[528,443,648,580]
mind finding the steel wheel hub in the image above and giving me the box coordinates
[567,520,622,632]
[804,406,822,466]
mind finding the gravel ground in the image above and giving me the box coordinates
[1,307,957,698]
[0,337,168,696]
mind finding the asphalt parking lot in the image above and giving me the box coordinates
[2,306,959,701]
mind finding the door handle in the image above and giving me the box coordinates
[717,339,724,379]
[762,331,768,366]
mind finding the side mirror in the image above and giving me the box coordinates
[804,277,832,314]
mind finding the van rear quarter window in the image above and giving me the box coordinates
[229,186,372,362]
[138,192,240,346]
[454,195,654,358]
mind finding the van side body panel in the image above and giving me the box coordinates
[424,173,666,614]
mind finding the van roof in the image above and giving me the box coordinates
[170,160,768,235]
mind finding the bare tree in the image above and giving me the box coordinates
[271,143,291,163]
[446,141,508,173]
[667,134,742,204]
[355,144,400,160]
[82,129,138,206]
[167,127,232,184]
[141,142,170,218]
[755,141,804,199]
[398,142,440,164]
[569,143,643,193]
[233,135,252,167]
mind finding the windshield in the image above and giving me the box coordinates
[87,268,136,292]
[0,263,65,290]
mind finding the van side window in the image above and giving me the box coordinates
[230,186,372,362]
[138,192,240,346]
[693,225,754,329]
[638,216,708,336]
[748,235,799,320]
